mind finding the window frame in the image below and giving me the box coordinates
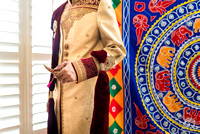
[19,0,54,133]
[19,0,33,133]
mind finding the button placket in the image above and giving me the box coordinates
[64,51,69,57]
[63,59,68,61]
[63,43,69,62]
[65,44,69,50]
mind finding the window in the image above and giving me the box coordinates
[0,0,65,133]
[0,0,20,133]
[31,0,52,132]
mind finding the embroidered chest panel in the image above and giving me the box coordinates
[60,1,100,40]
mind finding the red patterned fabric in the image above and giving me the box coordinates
[109,99,123,119]
[109,64,120,76]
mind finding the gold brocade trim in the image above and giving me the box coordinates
[72,4,98,9]
[72,60,87,83]
[92,55,115,72]
[71,0,80,4]
[92,57,100,74]
[61,6,97,41]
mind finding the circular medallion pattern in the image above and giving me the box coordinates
[188,54,200,90]
[135,1,200,133]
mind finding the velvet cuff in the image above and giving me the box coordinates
[72,50,115,83]
[72,57,99,83]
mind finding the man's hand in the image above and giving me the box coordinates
[54,61,77,83]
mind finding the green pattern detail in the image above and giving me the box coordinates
[112,0,121,9]
[109,78,122,97]
[109,121,123,134]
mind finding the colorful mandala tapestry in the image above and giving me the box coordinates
[123,0,200,133]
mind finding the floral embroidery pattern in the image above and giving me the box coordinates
[53,20,57,38]
[104,56,115,71]
[61,7,97,40]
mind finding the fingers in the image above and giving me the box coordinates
[60,75,74,84]
[54,62,77,83]
[54,61,69,71]
[62,78,72,83]
[55,68,69,80]
[55,69,64,79]
[55,67,75,83]
[57,73,67,81]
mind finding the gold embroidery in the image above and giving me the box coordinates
[72,0,100,5]
[93,55,115,71]
[71,0,80,4]
[72,60,87,83]
[104,56,115,71]
[61,7,97,40]
[72,4,98,9]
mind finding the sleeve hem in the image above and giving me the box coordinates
[72,57,99,83]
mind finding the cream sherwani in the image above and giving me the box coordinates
[51,0,126,133]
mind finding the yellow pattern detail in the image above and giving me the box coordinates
[135,0,198,133]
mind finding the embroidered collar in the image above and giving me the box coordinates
[68,0,100,5]
[70,0,80,4]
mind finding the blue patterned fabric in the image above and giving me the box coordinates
[123,0,200,133]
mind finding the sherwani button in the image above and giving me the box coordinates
[65,44,69,49]
[64,52,69,56]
